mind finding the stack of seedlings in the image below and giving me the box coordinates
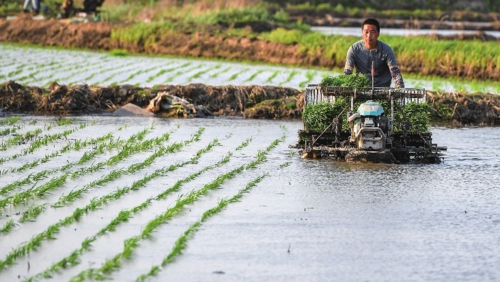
[302,74,431,132]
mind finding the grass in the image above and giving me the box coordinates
[70,134,285,281]
[26,137,232,281]
[0,219,15,234]
[280,70,298,86]
[0,131,113,196]
[265,70,280,83]
[0,127,210,273]
[244,69,265,82]
[0,116,21,126]
[53,129,186,206]
[137,173,268,281]
[19,204,48,223]
[228,68,249,81]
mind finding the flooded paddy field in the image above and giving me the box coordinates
[0,116,499,281]
[1,43,499,94]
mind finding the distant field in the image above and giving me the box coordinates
[1,43,499,94]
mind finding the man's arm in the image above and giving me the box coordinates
[344,46,355,75]
[385,46,405,88]
[390,65,405,88]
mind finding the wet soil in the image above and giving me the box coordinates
[1,80,499,125]
[0,16,499,81]
[0,80,302,119]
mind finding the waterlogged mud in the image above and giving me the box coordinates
[0,117,498,281]
[0,80,302,119]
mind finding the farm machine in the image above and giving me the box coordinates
[293,85,446,164]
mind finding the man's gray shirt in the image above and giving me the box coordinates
[344,40,404,88]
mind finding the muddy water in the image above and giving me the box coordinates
[312,26,500,39]
[0,117,499,281]
[157,124,500,281]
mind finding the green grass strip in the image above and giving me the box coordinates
[299,71,317,88]
[0,133,118,196]
[279,70,298,86]
[210,66,231,78]
[0,116,20,126]
[9,132,113,174]
[228,68,249,81]
[19,204,47,223]
[0,128,42,152]
[0,219,15,234]
[27,137,240,282]
[0,125,86,166]
[53,129,189,207]
[265,70,279,83]
[0,174,68,209]
[0,130,207,273]
[70,135,285,281]
[137,173,267,281]
[2,128,188,226]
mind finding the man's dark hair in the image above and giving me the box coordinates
[362,18,380,33]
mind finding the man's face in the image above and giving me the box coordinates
[362,24,379,48]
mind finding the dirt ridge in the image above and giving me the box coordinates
[1,80,499,125]
[0,80,302,119]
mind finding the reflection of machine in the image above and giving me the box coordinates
[294,86,446,164]
[61,0,105,18]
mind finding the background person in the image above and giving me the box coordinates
[344,18,405,88]
[23,0,40,15]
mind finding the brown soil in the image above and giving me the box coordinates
[1,81,499,125]
[427,91,500,126]
[0,80,302,119]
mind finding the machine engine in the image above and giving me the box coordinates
[348,101,390,151]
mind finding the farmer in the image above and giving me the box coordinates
[344,18,405,88]
[23,0,40,15]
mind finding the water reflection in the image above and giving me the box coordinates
[311,26,500,39]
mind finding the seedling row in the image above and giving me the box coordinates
[0,116,297,281]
